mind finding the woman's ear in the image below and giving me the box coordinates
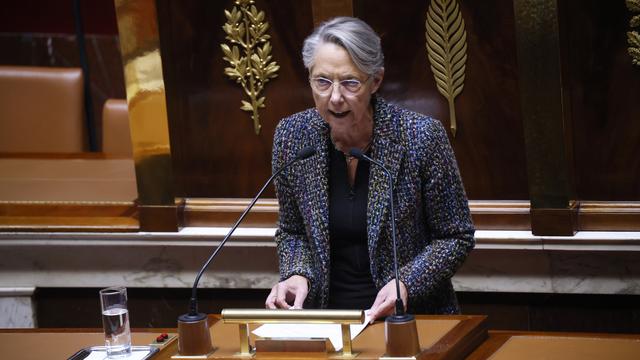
[370,68,385,94]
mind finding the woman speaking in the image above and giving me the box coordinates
[265,17,475,322]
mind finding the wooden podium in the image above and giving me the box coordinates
[191,314,488,359]
[466,330,640,360]
[3,315,640,359]
[0,315,486,360]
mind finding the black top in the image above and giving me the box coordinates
[327,141,378,310]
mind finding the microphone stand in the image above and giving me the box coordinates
[350,148,421,358]
[176,146,316,357]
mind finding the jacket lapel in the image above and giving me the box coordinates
[367,98,404,263]
[303,112,331,279]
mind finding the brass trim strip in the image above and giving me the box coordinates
[238,323,252,356]
[341,323,352,356]
[222,308,364,324]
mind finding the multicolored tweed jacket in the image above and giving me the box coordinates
[272,96,475,314]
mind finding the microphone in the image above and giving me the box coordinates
[177,145,316,356]
[349,148,405,317]
[349,147,421,357]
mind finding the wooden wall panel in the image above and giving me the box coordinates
[2,1,638,231]
[35,288,640,333]
[355,0,529,200]
[158,0,528,201]
[157,0,314,198]
[0,0,119,35]
[561,0,640,201]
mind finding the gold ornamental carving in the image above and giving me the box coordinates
[628,0,640,66]
[425,0,468,137]
[221,0,280,135]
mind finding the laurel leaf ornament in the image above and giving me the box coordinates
[425,0,468,137]
[221,0,279,135]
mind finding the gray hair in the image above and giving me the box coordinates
[302,17,384,76]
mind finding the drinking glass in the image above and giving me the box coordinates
[99,286,132,358]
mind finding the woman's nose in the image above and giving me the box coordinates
[329,83,344,103]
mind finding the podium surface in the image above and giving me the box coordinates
[0,315,486,360]
[466,331,640,360]
[0,329,174,360]
[5,315,640,359]
[206,314,486,359]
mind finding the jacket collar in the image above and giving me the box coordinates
[303,96,405,281]
[367,97,405,259]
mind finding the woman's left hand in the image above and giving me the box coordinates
[368,279,408,323]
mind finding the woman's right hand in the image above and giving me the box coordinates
[265,275,309,309]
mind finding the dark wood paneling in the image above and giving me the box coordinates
[2,0,638,229]
[459,292,640,334]
[311,0,353,25]
[562,0,640,201]
[528,294,640,334]
[0,0,119,35]
[158,0,528,200]
[35,288,269,328]
[355,0,528,200]
[139,204,181,232]
[514,0,575,216]
[157,0,314,198]
[35,289,640,334]
[530,203,578,236]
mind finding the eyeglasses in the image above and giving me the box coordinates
[309,76,370,96]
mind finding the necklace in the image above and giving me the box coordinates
[344,137,374,164]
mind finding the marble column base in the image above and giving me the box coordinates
[0,287,36,328]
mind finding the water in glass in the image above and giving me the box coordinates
[102,306,131,357]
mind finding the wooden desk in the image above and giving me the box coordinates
[0,328,175,360]
[466,330,640,360]
[0,315,486,360]
[0,154,136,202]
[0,153,138,232]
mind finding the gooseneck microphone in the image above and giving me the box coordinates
[177,146,316,356]
[349,148,405,317]
[188,145,316,316]
[350,147,421,357]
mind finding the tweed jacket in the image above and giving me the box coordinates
[272,96,475,314]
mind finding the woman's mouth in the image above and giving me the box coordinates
[329,110,350,118]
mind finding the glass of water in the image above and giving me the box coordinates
[99,286,132,358]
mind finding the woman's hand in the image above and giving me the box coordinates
[368,279,408,323]
[265,275,309,309]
